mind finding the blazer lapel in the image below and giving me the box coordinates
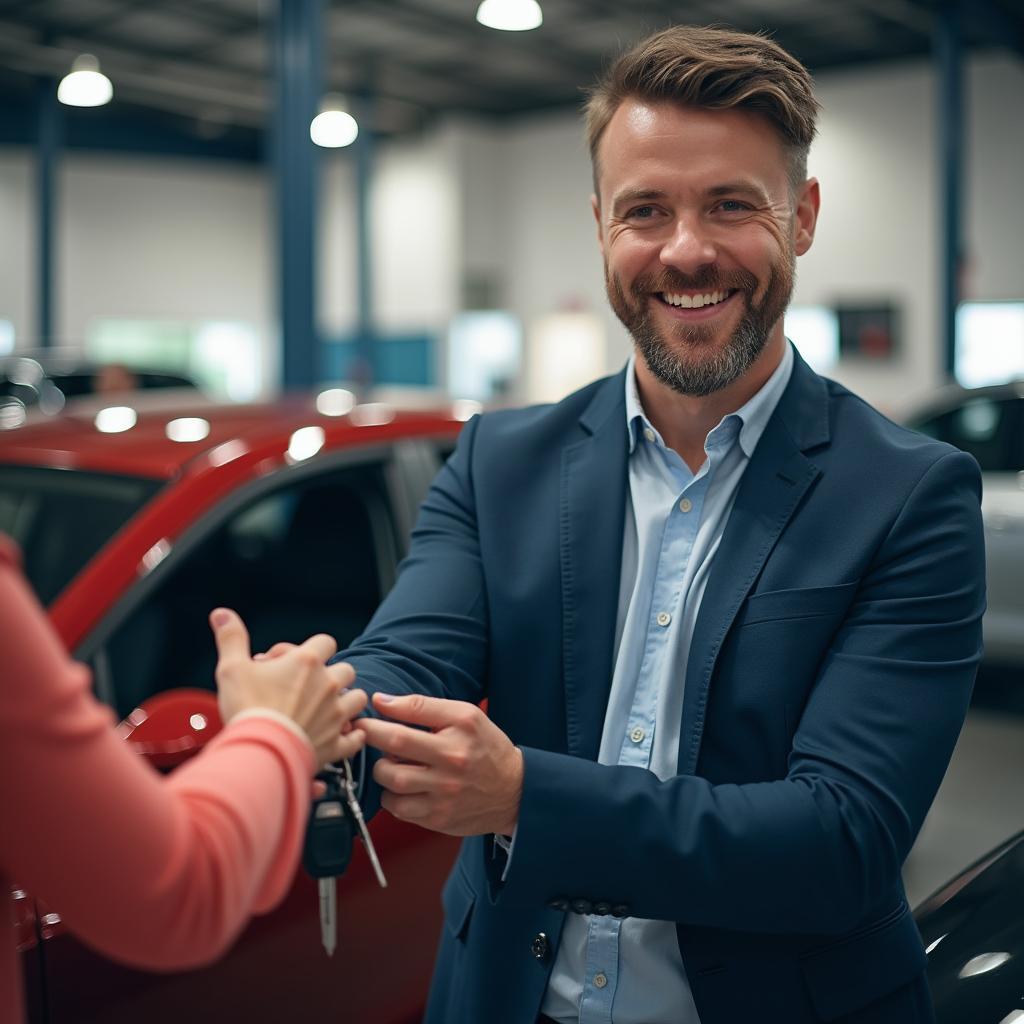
[678,352,831,776]
[560,371,629,760]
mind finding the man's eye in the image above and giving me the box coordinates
[717,200,750,213]
[628,205,657,220]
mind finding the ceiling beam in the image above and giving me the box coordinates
[967,0,1024,59]
[0,25,460,132]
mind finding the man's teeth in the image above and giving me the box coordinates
[661,290,730,309]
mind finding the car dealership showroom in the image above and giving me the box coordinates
[1,1,1023,1022]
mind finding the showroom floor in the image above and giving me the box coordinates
[903,666,1024,907]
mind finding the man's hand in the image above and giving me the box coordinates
[355,693,523,837]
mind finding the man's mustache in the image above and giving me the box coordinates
[629,267,759,296]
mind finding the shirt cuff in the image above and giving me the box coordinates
[492,825,518,882]
[229,708,314,757]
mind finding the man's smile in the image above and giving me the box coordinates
[651,288,741,321]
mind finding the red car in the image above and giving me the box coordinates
[0,390,468,1023]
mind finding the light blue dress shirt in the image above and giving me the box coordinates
[539,343,794,1024]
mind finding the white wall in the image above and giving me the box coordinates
[61,156,270,345]
[472,53,1024,412]
[796,61,940,411]
[965,55,1024,301]
[795,54,1024,412]
[488,112,627,370]
[0,51,1021,410]
[319,155,358,337]
[0,153,33,347]
[371,127,460,336]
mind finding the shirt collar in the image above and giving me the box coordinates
[625,340,795,458]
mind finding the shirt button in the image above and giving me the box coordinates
[656,611,671,627]
[679,497,693,513]
[643,427,655,443]
[630,726,645,744]
[593,972,608,989]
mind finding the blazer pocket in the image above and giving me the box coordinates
[737,582,858,627]
[441,862,477,942]
[799,901,927,1020]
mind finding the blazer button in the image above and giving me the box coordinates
[547,897,569,912]
[570,898,592,915]
[611,904,630,918]
[593,902,611,916]
[530,932,549,960]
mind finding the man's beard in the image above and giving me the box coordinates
[605,254,795,397]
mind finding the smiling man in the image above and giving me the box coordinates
[342,26,986,1024]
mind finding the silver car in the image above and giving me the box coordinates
[906,381,1024,667]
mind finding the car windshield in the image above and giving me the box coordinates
[0,465,163,604]
[909,395,1023,472]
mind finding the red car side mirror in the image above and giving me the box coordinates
[117,688,224,768]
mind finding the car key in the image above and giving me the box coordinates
[339,758,388,889]
[303,771,354,957]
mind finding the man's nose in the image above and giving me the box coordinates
[659,216,717,274]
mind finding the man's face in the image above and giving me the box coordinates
[592,100,818,397]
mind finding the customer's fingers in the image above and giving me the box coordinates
[253,642,297,662]
[337,687,368,721]
[210,608,252,665]
[296,632,339,665]
[326,661,357,690]
[332,728,367,763]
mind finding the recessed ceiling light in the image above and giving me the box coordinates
[476,0,543,31]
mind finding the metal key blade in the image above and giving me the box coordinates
[318,878,337,957]
[342,760,388,888]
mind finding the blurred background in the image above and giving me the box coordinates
[0,0,1021,411]
[1,4,1024,1015]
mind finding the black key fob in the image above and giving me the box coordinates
[303,772,355,879]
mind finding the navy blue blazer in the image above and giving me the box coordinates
[340,350,985,1023]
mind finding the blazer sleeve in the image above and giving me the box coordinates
[338,415,490,815]
[506,448,985,934]
[0,539,315,971]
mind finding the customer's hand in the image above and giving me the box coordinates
[210,608,367,767]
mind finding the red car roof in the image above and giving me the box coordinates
[0,393,467,478]
[1,391,468,648]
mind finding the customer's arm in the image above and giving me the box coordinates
[0,542,365,970]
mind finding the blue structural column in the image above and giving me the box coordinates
[36,78,60,349]
[936,1,964,380]
[272,0,322,390]
[354,90,376,388]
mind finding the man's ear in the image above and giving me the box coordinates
[590,194,605,257]
[793,178,820,257]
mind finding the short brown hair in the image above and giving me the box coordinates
[585,25,820,194]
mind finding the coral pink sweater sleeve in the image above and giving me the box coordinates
[0,538,315,1022]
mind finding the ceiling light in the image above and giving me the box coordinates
[310,94,359,148]
[476,0,543,31]
[57,54,113,108]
